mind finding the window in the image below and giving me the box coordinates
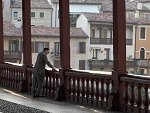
[79,42,86,53]
[9,40,19,51]
[92,49,98,59]
[127,12,134,19]
[54,42,60,57]
[140,48,145,59]
[105,48,110,60]
[70,14,80,27]
[101,29,107,38]
[38,42,44,53]
[40,12,44,18]
[140,27,146,39]
[31,12,35,18]
[90,29,95,38]
[144,13,150,19]
[13,12,18,18]
[35,41,49,53]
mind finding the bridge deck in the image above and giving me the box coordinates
[0,87,121,113]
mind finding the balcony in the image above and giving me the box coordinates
[90,38,133,45]
[88,59,113,69]
[4,51,22,61]
[89,59,150,69]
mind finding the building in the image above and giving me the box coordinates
[3,20,89,69]
[134,18,150,75]
[3,20,22,63]
[101,1,150,19]
[50,0,104,27]
[76,12,136,71]
[3,0,53,28]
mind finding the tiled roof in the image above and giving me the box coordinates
[3,20,22,37]
[137,0,150,3]
[82,12,150,24]
[11,0,52,9]
[101,1,150,12]
[3,20,88,38]
[51,0,109,4]
[31,26,88,38]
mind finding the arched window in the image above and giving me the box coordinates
[140,48,145,59]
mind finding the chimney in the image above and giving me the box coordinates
[137,3,142,10]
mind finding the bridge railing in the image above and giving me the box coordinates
[65,70,112,109]
[119,74,150,113]
[0,63,150,113]
[0,63,25,91]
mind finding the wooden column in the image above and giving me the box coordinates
[0,0,4,63]
[22,0,32,66]
[56,0,70,101]
[59,0,70,70]
[113,0,126,75]
[110,0,127,111]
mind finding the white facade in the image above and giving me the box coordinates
[20,37,89,70]
[11,8,52,28]
[51,2,100,27]
[76,14,136,61]
[3,0,11,21]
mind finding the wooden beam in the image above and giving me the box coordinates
[22,0,32,66]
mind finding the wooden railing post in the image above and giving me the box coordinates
[54,68,68,100]
[109,0,127,111]
[21,65,30,92]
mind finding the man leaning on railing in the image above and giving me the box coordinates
[32,48,56,98]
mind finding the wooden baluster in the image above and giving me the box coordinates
[141,86,149,113]
[97,79,101,107]
[87,78,91,105]
[120,81,128,112]
[103,79,108,108]
[83,78,87,104]
[74,77,78,103]
[72,76,75,102]
[90,78,94,106]
[81,77,85,104]
[79,77,83,104]
[52,73,55,98]
[44,75,49,97]
[100,79,104,108]
[49,76,52,98]
[66,76,71,101]
[77,77,80,103]
[86,78,89,105]
[69,76,73,101]
[93,79,98,107]
[133,84,141,113]
[5,68,7,87]
[127,83,134,113]
[14,70,17,89]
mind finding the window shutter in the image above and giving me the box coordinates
[35,41,38,53]
[79,42,86,53]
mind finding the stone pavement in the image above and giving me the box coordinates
[0,87,121,113]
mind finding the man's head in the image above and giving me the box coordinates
[43,48,50,55]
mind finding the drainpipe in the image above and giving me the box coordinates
[134,24,138,74]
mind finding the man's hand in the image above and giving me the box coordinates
[52,67,56,71]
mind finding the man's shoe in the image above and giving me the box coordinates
[32,94,36,98]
